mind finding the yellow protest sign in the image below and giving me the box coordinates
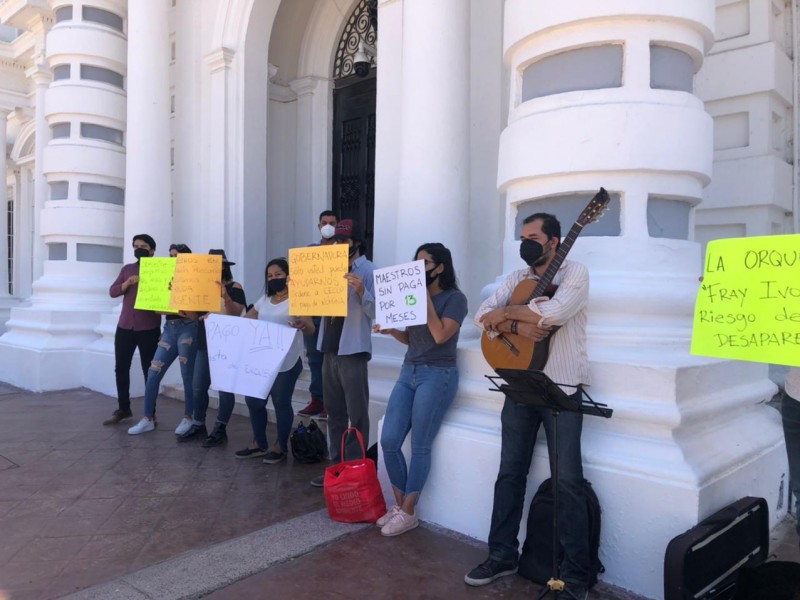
[168,254,222,312]
[288,245,349,316]
[134,257,178,313]
[691,234,800,367]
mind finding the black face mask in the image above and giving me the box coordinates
[268,278,287,295]
[134,248,150,261]
[425,267,439,287]
[519,239,545,266]
[349,245,358,258]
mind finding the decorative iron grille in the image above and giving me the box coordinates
[333,0,377,79]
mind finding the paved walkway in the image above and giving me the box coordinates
[0,385,796,600]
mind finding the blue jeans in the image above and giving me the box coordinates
[783,392,800,534]
[244,358,303,453]
[192,348,236,426]
[488,392,589,587]
[143,318,198,418]
[303,317,323,398]
[381,364,458,496]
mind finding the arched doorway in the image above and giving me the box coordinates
[331,0,377,258]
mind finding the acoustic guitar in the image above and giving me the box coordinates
[480,188,610,371]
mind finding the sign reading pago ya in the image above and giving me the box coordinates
[288,245,349,317]
[373,259,427,329]
[691,233,800,367]
[204,314,296,399]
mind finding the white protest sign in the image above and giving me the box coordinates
[373,259,428,329]
[205,314,296,399]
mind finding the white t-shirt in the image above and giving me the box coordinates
[786,367,800,401]
[253,295,304,372]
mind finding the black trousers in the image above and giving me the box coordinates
[114,326,160,412]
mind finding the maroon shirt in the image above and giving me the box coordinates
[109,262,162,331]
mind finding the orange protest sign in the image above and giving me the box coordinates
[288,245,349,316]
[168,254,222,312]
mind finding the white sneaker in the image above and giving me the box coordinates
[174,417,192,435]
[376,505,402,528]
[128,418,155,435]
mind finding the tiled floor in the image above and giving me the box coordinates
[202,517,800,600]
[0,384,797,600]
[0,385,327,599]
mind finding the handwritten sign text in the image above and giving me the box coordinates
[205,314,295,399]
[288,245,349,316]
[373,260,427,329]
[691,234,800,366]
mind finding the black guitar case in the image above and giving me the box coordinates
[664,497,769,600]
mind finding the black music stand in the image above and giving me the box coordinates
[486,369,612,600]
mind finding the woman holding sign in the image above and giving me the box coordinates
[237,257,315,463]
[373,243,468,536]
[178,249,247,446]
[128,245,200,436]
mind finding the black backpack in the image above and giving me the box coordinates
[518,478,604,587]
[289,420,327,464]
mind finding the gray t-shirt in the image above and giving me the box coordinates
[404,288,468,367]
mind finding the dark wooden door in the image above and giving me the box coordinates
[332,77,376,259]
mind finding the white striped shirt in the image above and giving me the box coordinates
[475,259,590,392]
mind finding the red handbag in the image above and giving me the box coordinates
[324,427,386,523]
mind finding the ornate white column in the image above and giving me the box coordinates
[28,65,49,283]
[0,2,131,391]
[124,0,171,258]
[371,0,402,269]
[0,108,9,298]
[290,76,333,249]
[395,0,469,272]
[485,2,783,597]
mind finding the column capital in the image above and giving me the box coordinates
[0,2,52,33]
[25,64,51,86]
[289,76,329,97]
[204,47,236,74]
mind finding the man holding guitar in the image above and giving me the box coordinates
[465,210,595,600]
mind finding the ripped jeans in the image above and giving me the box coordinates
[143,318,198,418]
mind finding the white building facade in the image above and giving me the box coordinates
[0,1,793,598]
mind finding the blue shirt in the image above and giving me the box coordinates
[317,255,376,356]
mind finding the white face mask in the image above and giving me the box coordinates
[320,224,336,239]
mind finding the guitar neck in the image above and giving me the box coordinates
[528,223,584,301]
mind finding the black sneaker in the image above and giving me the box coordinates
[310,474,325,488]
[103,409,133,426]
[464,558,518,587]
[177,423,207,442]
[235,447,268,459]
[262,451,286,465]
[202,423,227,448]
